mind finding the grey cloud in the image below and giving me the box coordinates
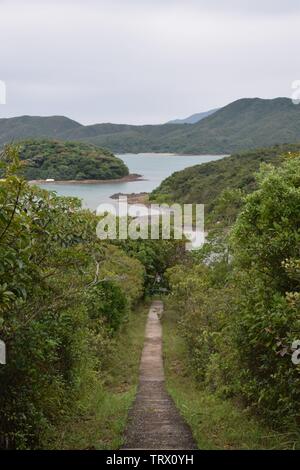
[0,1,299,124]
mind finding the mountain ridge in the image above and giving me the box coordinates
[1,97,300,154]
[167,107,219,124]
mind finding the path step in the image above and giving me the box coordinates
[122,300,197,450]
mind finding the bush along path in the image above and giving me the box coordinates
[122,301,196,450]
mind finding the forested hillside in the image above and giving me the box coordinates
[158,97,300,154]
[16,139,129,180]
[150,143,300,215]
[1,98,300,155]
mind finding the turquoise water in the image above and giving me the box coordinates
[38,153,225,210]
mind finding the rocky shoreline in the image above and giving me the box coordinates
[110,192,149,204]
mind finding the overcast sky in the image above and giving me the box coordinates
[0,0,299,124]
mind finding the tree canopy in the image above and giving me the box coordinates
[16,139,129,180]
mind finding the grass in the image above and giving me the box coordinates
[49,303,149,449]
[162,307,299,450]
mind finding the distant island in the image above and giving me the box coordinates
[17,139,130,181]
[166,107,219,124]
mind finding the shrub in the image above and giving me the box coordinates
[166,154,300,425]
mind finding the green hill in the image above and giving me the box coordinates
[17,139,129,180]
[160,97,300,154]
[0,115,82,145]
[1,98,300,154]
[73,98,300,153]
[150,143,300,212]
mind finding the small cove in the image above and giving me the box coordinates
[37,153,225,210]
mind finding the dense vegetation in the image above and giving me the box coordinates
[0,145,183,449]
[16,139,129,180]
[150,143,300,217]
[164,153,300,435]
[1,98,300,154]
[163,311,296,449]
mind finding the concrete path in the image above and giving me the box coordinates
[122,301,196,450]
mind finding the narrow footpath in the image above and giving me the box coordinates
[122,301,196,450]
